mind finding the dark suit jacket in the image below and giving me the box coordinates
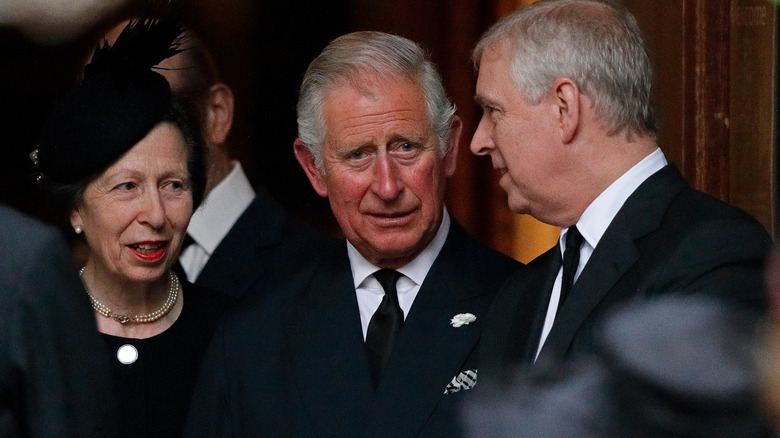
[480,165,773,378]
[466,296,772,438]
[193,187,339,299]
[0,206,117,437]
[185,222,520,437]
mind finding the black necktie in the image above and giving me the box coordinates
[364,269,404,389]
[180,233,195,254]
[173,234,195,279]
[559,226,584,308]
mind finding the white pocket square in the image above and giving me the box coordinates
[444,369,477,394]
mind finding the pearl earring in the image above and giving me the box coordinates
[74,226,82,234]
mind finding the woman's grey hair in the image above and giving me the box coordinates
[297,31,457,168]
[473,0,656,138]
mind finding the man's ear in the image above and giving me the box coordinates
[443,116,462,177]
[203,83,234,146]
[293,139,329,197]
[551,77,580,144]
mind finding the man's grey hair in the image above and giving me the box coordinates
[297,31,457,168]
[473,0,656,138]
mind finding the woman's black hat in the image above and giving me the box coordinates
[33,18,184,184]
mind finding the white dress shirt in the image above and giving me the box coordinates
[179,161,255,282]
[349,209,451,340]
[535,148,667,359]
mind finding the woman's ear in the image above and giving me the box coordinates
[70,208,83,233]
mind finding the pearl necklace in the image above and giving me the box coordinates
[78,268,180,324]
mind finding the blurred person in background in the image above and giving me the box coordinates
[0,205,117,437]
[0,0,130,44]
[463,293,772,438]
[759,248,780,430]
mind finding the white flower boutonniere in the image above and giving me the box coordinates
[450,313,476,327]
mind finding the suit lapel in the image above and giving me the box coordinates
[196,193,283,296]
[537,165,688,362]
[518,248,561,363]
[283,246,374,436]
[537,213,639,363]
[478,245,557,372]
[363,225,491,436]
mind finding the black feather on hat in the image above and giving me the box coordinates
[33,17,185,184]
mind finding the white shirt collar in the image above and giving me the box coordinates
[537,148,668,360]
[186,161,255,254]
[574,148,667,250]
[348,208,451,289]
